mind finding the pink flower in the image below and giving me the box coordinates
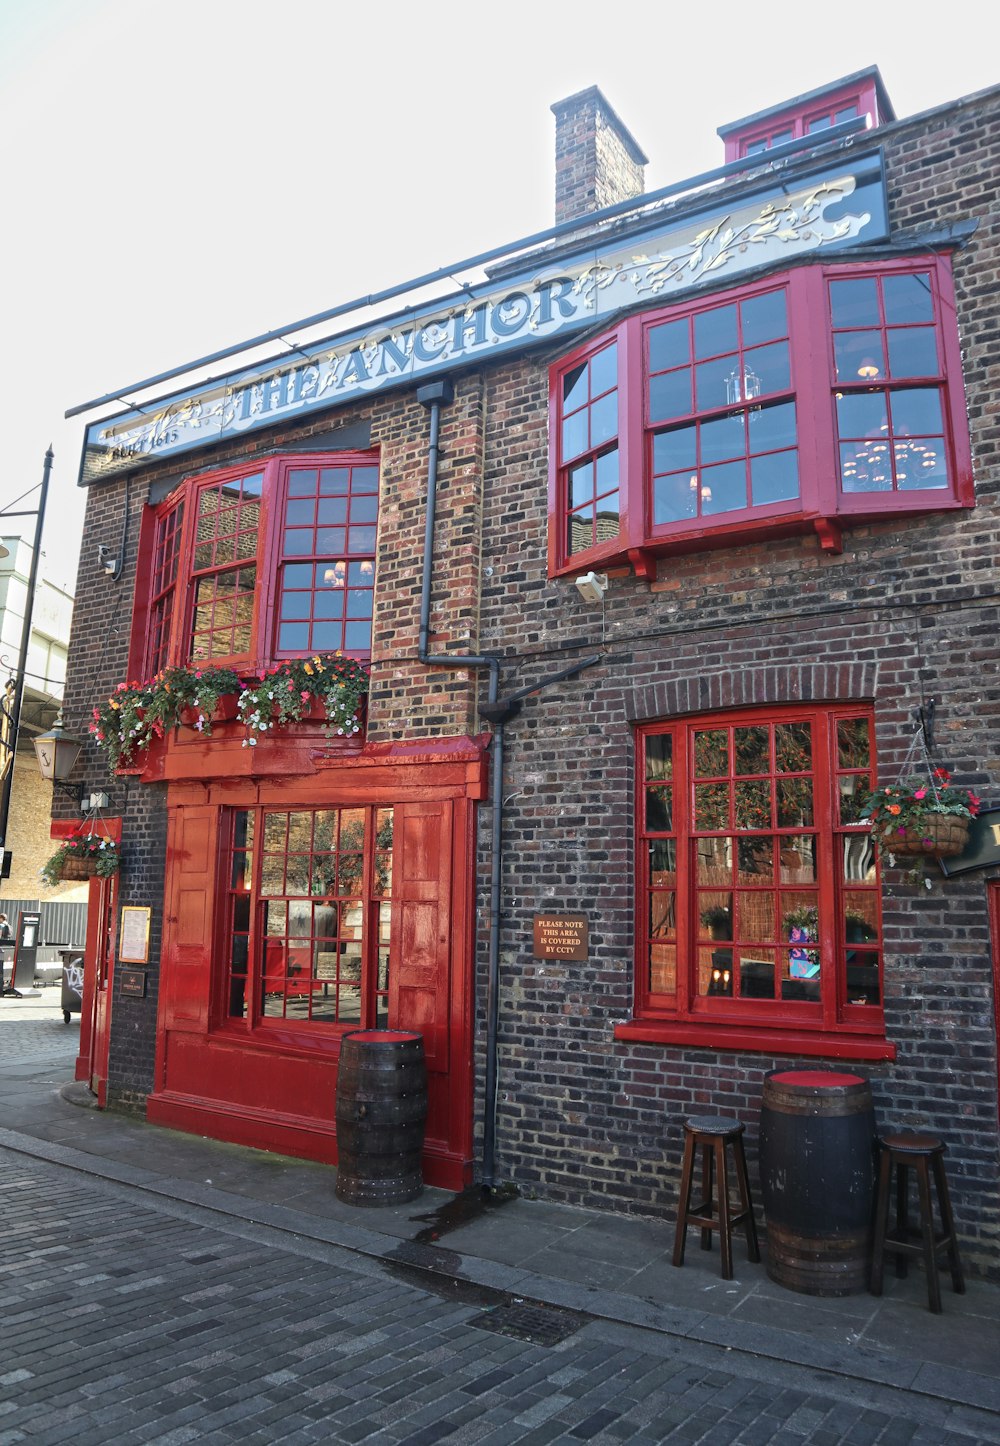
[913,788,926,800]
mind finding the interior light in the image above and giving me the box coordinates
[857,358,881,379]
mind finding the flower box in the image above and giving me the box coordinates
[179,694,240,729]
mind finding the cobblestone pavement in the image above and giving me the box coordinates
[3,1149,999,1446]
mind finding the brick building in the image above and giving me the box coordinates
[62,68,1000,1274]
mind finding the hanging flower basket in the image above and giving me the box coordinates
[41,836,121,888]
[859,768,979,865]
[58,854,103,880]
[887,814,970,859]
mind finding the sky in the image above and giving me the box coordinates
[1,0,998,595]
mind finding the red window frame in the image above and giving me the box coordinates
[721,76,889,162]
[548,256,973,578]
[145,498,184,676]
[128,451,378,681]
[618,705,893,1061]
[221,804,392,1036]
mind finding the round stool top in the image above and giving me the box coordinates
[684,1115,745,1137]
[879,1131,945,1155]
[769,1069,866,1089]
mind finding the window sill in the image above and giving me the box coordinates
[614,1018,896,1061]
[553,492,972,579]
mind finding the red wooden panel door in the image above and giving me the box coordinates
[160,805,219,1034]
[390,800,452,1072]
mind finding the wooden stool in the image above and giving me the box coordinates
[870,1132,965,1313]
[672,1115,760,1280]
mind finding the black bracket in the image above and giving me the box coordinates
[915,698,936,756]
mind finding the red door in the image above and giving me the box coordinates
[76,875,117,1105]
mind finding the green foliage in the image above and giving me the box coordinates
[237,655,368,748]
[91,657,369,769]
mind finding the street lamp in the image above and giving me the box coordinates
[33,718,84,802]
[0,446,58,873]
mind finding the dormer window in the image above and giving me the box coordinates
[718,67,895,164]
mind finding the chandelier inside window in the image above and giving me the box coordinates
[725,364,762,413]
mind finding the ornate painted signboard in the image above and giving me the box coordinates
[80,154,887,484]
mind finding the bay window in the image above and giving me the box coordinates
[129,451,378,680]
[619,704,892,1059]
[549,256,973,577]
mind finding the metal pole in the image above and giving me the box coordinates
[0,446,53,855]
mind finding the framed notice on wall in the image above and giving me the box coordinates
[119,906,151,964]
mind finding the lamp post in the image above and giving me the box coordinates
[0,446,54,875]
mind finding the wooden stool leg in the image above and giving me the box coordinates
[732,1133,760,1263]
[932,1152,965,1296]
[915,1157,942,1313]
[699,1139,714,1252]
[716,1137,734,1280]
[672,1130,696,1268]
[894,1161,910,1279]
[870,1144,891,1296]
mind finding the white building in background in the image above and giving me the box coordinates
[0,533,84,935]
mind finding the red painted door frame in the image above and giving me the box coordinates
[988,881,1000,1128]
[76,874,116,1104]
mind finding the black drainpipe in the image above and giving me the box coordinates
[415,380,601,1189]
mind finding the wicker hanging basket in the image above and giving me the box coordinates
[886,814,970,859]
[58,854,103,880]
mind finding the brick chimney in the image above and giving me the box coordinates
[551,86,648,226]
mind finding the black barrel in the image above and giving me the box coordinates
[335,1030,428,1206]
[758,1069,876,1296]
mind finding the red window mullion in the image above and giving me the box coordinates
[812,709,840,1033]
[126,503,160,682]
[618,315,642,552]
[790,269,838,520]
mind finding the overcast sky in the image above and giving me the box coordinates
[1,0,997,594]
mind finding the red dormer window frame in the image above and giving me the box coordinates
[720,74,892,164]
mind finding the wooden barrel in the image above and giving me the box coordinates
[758,1069,876,1296]
[335,1030,427,1206]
